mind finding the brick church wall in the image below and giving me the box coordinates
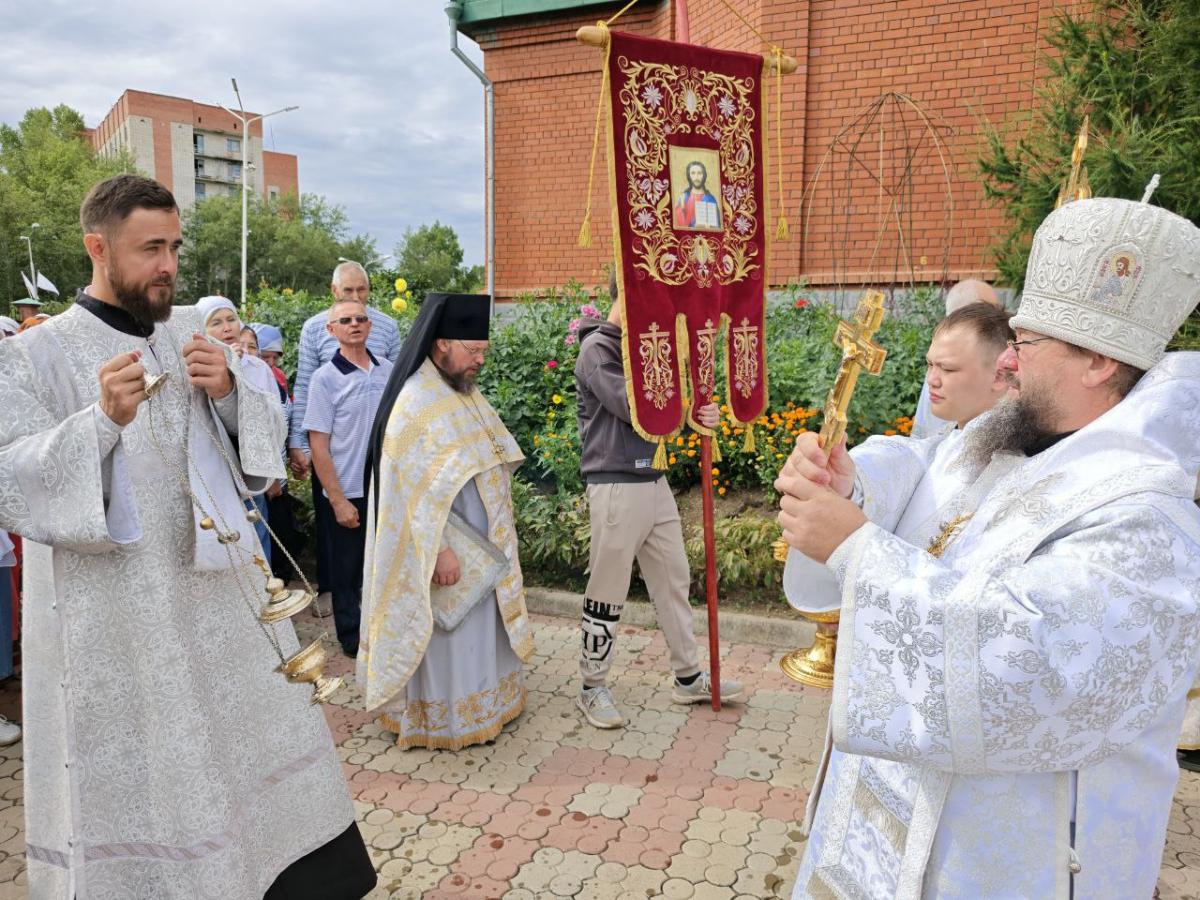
[468,0,1067,299]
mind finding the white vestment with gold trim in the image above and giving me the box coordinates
[792,352,1200,899]
[360,358,533,750]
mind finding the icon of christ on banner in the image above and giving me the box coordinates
[670,147,723,232]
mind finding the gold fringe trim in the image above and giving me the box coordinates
[743,425,755,454]
[381,689,527,752]
[711,438,722,462]
[653,438,669,470]
[1179,742,1200,751]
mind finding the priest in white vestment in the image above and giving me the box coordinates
[780,192,1200,899]
[361,292,534,750]
[0,176,374,900]
[784,301,1017,623]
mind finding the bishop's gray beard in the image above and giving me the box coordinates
[109,259,175,328]
[959,390,1062,471]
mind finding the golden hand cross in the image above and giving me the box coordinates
[817,290,888,454]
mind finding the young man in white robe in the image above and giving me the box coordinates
[0,175,374,900]
[910,280,1004,439]
[783,301,1016,620]
[361,292,534,749]
[779,192,1200,899]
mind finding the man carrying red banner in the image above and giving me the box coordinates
[574,278,743,729]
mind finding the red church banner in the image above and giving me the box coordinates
[604,30,770,459]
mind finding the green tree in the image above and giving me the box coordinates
[0,105,132,309]
[979,0,1200,301]
[393,221,483,299]
[179,191,377,299]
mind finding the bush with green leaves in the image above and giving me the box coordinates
[978,0,1200,341]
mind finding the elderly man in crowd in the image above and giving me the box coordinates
[288,261,401,605]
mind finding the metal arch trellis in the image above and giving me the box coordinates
[798,92,958,312]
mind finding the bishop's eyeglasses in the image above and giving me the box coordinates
[1006,336,1054,356]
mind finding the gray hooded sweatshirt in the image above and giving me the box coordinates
[574,317,661,483]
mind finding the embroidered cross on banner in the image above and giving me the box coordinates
[818,290,888,453]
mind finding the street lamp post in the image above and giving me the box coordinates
[19,223,40,298]
[222,79,298,314]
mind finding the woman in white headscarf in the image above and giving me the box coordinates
[196,295,278,564]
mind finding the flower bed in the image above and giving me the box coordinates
[252,279,937,603]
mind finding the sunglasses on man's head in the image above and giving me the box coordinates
[332,315,370,325]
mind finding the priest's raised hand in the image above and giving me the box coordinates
[775,432,865,563]
[182,331,234,399]
[98,349,149,426]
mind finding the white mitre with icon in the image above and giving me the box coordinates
[784,176,1200,615]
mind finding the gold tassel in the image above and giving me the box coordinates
[578,25,611,252]
[653,438,669,470]
[743,425,755,454]
[776,214,790,241]
[711,438,723,462]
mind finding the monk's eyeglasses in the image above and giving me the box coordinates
[456,341,489,360]
[1006,337,1054,356]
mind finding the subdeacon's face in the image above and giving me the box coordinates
[925,325,1005,427]
[105,207,182,325]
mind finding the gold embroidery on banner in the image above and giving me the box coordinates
[732,317,759,399]
[695,318,718,395]
[639,322,676,409]
[618,55,761,287]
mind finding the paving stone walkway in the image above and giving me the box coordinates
[1,611,1199,898]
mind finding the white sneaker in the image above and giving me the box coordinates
[577,686,625,729]
[672,671,744,704]
[0,716,21,747]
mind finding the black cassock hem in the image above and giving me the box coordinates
[264,822,377,900]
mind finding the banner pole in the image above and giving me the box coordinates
[700,433,721,711]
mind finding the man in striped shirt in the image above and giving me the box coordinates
[289,261,401,597]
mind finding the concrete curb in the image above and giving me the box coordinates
[525,586,816,650]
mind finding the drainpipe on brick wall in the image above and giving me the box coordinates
[445,1,495,314]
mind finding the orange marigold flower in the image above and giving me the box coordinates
[687,449,696,457]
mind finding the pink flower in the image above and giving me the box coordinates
[580,304,600,319]
[546,360,558,369]
[568,318,581,332]
[564,334,577,346]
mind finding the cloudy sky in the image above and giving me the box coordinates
[0,1,488,264]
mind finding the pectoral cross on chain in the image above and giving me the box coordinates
[818,290,888,454]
